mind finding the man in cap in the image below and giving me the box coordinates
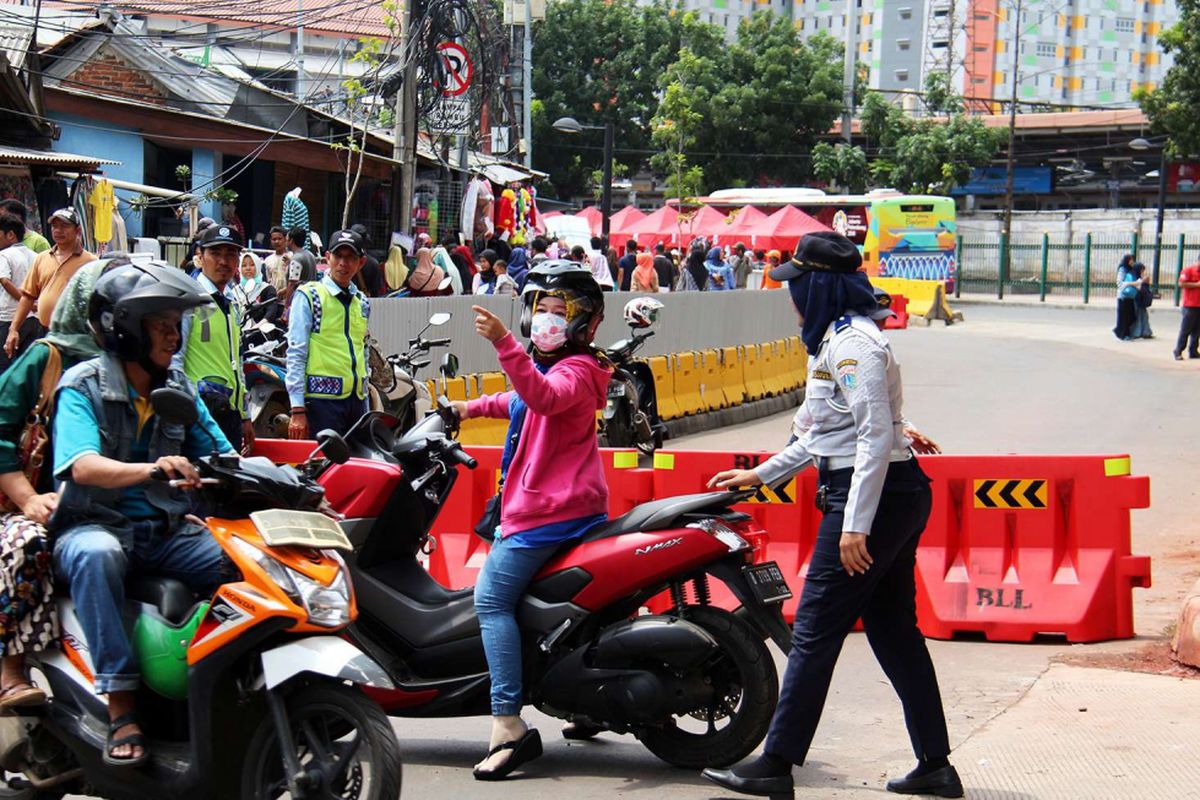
[729,242,753,289]
[172,224,254,452]
[704,231,961,799]
[3,208,96,360]
[286,229,371,439]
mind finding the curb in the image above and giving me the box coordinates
[952,296,1095,310]
[663,388,803,441]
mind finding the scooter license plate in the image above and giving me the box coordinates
[743,562,792,605]
[607,384,626,398]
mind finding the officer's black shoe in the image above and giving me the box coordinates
[701,767,794,798]
[885,764,964,798]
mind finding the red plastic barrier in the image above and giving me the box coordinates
[884,294,910,329]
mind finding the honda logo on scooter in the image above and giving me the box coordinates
[635,537,684,556]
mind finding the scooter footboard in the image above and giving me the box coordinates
[261,637,394,690]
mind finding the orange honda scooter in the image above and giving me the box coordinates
[0,388,401,800]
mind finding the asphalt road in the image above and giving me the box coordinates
[68,302,1199,799]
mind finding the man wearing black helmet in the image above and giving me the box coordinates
[50,261,234,767]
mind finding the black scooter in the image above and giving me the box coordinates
[602,323,667,455]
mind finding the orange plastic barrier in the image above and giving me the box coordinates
[698,349,724,412]
[885,294,910,330]
[719,346,746,407]
[742,344,766,401]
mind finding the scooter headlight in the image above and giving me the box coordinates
[230,539,352,628]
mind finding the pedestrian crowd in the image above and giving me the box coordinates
[1112,250,1200,361]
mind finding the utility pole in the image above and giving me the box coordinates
[841,0,858,143]
[393,0,418,236]
[26,0,44,115]
[1000,0,1023,297]
[522,0,533,168]
[295,0,306,98]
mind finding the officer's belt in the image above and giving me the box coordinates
[816,448,913,472]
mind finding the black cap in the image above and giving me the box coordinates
[768,231,863,282]
[199,223,244,249]
[869,286,898,320]
[328,229,365,255]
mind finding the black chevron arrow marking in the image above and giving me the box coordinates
[1023,480,1046,508]
[975,480,997,508]
[998,481,1019,507]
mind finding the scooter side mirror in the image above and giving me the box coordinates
[440,353,459,380]
[150,388,199,427]
[429,311,452,327]
[313,430,350,465]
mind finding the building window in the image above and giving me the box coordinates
[895,69,909,81]
[898,38,911,50]
[899,6,913,18]
[1115,17,1135,32]
[1036,41,1056,57]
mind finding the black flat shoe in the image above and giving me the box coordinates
[473,728,543,781]
[885,764,964,797]
[701,767,794,798]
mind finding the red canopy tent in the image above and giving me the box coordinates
[541,211,563,219]
[574,206,603,236]
[608,206,647,240]
[675,205,732,245]
[625,205,680,247]
[713,206,767,246]
[746,206,832,252]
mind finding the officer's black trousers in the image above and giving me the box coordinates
[764,458,951,766]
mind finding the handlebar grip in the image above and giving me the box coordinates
[149,466,169,481]
[428,338,452,347]
[452,448,478,469]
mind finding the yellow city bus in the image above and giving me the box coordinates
[696,188,958,282]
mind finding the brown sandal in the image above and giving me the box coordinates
[0,683,46,709]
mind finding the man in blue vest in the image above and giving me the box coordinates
[172,224,254,452]
[285,229,370,439]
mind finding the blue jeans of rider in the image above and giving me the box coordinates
[474,537,561,716]
[54,519,229,693]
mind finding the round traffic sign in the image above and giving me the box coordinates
[436,42,473,97]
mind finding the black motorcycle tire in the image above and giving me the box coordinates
[605,401,636,448]
[241,683,402,800]
[255,399,290,440]
[638,606,778,770]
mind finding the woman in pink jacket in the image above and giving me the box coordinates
[453,262,612,781]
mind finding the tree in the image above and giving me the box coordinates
[811,142,868,193]
[1138,0,1200,156]
[858,92,1001,194]
[531,0,702,198]
[650,13,845,192]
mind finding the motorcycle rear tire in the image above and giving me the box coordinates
[241,683,402,800]
[605,402,636,449]
[637,606,777,770]
[255,399,290,440]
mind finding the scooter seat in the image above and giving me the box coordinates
[127,577,195,626]
[578,491,742,544]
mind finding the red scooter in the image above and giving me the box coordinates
[315,401,793,769]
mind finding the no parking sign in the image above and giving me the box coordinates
[436,42,473,97]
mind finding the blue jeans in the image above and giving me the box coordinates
[53,519,228,693]
[474,537,560,716]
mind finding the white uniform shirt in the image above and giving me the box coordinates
[0,245,35,323]
[756,314,911,534]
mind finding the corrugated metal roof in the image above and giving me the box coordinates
[0,23,30,67]
[0,144,119,166]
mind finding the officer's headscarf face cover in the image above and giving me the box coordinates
[788,269,877,355]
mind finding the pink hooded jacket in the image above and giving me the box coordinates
[466,332,612,536]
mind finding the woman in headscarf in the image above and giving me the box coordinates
[236,251,279,324]
[506,247,530,291]
[704,232,961,800]
[431,242,463,295]
[679,244,709,291]
[632,251,659,293]
[473,249,500,295]
[0,259,109,709]
[705,247,736,291]
[384,245,410,294]
[407,247,448,296]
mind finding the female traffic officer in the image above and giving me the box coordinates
[703,231,962,799]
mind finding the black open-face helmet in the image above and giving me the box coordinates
[519,260,605,347]
[89,261,212,361]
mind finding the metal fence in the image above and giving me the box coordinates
[957,232,1200,304]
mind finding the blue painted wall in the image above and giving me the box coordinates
[49,111,146,239]
[192,148,222,222]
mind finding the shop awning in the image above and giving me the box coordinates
[0,145,119,170]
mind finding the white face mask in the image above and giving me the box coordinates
[530,311,569,351]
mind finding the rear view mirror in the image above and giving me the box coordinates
[150,388,199,427]
[436,277,454,294]
[429,311,452,326]
[314,430,350,465]
[440,353,459,379]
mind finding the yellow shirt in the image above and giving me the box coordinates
[89,179,115,244]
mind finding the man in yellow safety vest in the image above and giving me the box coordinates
[173,223,254,452]
[285,229,370,439]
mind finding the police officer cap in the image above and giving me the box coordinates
[868,286,898,320]
[328,229,366,256]
[768,231,863,281]
[199,224,244,249]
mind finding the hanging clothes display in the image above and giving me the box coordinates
[0,172,38,224]
[281,188,310,241]
[460,178,480,244]
[89,178,115,245]
[494,188,516,240]
[110,210,128,253]
[34,178,67,230]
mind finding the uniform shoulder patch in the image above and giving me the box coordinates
[837,359,858,390]
[812,369,833,381]
[834,315,853,333]
[835,358,858,369]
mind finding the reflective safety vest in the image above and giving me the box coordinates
[299,281,369,400]
[184,294,244,414]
